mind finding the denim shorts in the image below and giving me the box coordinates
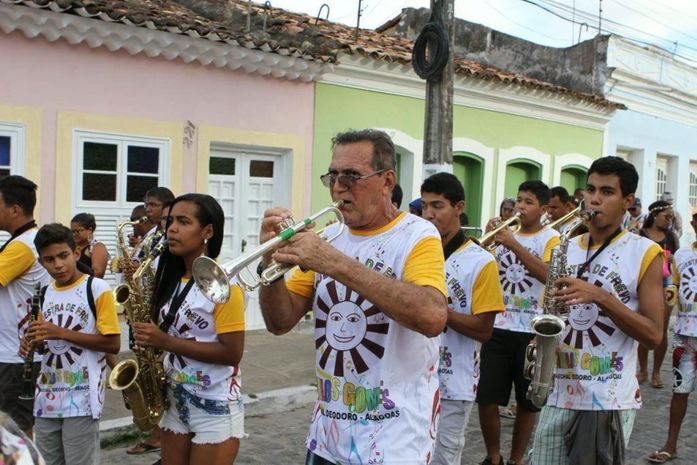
[160,384,246,445]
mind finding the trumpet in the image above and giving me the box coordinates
[476,212,522,252]
[547,206,582,231]
[193,201,345,303]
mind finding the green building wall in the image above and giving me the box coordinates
[312,83,604,224]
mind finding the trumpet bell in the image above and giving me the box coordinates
[192,256,234,304]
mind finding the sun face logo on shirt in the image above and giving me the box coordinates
[315,280,389,377]
[498,253,534,295]
[679,269,697,302]
[563,284,616,349]
[46,314,84,369]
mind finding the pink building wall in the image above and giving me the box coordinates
[0,31,316,221]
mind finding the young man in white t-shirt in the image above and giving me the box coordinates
[0,175,50,435]
[22,223,120,465]
[421,173,504,465]
[476,181,560,465]
[531,156,664,465]
[646,206,697,463]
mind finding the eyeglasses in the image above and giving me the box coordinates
[319,169,387,189]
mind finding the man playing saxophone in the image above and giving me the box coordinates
[421,173,504,465]
[531,157,664,465]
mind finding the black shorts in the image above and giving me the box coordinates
[475,328,540,413]
[0,362,40,431]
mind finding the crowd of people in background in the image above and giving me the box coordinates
[0,128,695,465]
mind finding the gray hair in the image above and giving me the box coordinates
[331,129,396,171]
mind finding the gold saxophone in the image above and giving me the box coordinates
[523,203,596,407]
[109,219,168,431]
[110,216,149,274]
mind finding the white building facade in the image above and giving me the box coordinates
[605,37,697,242]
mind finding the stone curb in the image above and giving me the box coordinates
[99,384,316,432]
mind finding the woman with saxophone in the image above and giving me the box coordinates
[132,193,246,465]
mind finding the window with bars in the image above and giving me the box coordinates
[76,131,168,206]
[656,167,667,198]
[690,168,697,208]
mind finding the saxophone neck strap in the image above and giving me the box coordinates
[576,227,623,279]
[159,279,195,333]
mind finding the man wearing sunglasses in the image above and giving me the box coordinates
[258,129,448,465]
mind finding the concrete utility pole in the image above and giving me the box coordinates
[419,0,455,177]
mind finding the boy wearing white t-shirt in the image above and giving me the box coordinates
[421,173,504,465]
[476,181,560,465]
[532,157,664,465]
[21,223,120,465]
[646,206,697,463]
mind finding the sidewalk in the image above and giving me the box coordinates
[101,321,317,431]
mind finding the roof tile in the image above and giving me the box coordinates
[1,0,622,106]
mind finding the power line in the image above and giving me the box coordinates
[526,0,697,63]
[625,0,697,25]
[485,1,569,44]
[538,0,697,48]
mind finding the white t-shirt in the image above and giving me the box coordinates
[493,227,560,333]
[0,229,49,363]
[286,212,447,464]
[672,244,697,337]
[547,230,662,410]
[159,280,245,402]
[439,240,503,401]
[34,275,119,419]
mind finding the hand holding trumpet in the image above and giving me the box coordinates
[192,201,345,302]
[260,206,342,276]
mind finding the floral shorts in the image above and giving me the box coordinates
[673,335,697,394]
[160,384,246,444]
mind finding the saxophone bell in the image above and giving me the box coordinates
[108,359,160,431]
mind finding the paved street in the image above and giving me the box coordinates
[102,342,697,464]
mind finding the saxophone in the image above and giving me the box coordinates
[18,282,42,400]
[524,205,596,408]
[110,216,149,274]
[109,221,168,431]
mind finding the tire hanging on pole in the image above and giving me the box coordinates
[411,21,450,80]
